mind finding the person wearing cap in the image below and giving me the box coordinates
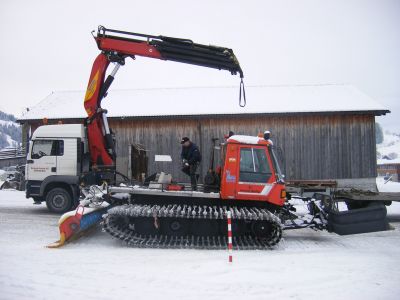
[224,130,235,140]
[264,130,273,145]
[180,137,202,191]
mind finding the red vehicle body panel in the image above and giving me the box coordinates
[220,138,285,207]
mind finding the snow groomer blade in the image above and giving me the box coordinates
[47,205,109,248]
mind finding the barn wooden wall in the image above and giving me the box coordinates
[109,114,377,183]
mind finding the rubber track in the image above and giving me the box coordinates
[102,204,283,250]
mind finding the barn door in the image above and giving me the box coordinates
[129,143,148,182]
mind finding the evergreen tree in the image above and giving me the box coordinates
[0,111,16,122]
[0,110,22,149]
[0,132,8,149]
[375,122,384,144]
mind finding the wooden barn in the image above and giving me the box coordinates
[377,161,400,182]
[17,85,389,188]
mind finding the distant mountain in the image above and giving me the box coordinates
[377,129,400,164]
[0,111,21,150]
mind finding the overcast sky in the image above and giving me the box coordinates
[1,0,399,131]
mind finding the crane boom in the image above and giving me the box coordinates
[84,26,244,169]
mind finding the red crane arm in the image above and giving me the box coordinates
[84,26,244,168]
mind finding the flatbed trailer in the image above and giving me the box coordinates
[286,179,400,204]
[285,179,399,235]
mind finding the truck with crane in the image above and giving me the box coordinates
[24,26,393,249]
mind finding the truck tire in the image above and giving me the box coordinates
[328,205,388,235]
[32,196,42,204]
[328,219,388,235]
[45,187,73,214]
[345,200,368,210]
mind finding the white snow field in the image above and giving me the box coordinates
[1,188,400,300]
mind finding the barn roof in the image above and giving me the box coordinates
[18,84,389,121]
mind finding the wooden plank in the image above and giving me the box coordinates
[286,179,337,187]
[335,191,400,202]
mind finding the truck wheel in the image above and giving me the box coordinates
[45,187,73,214]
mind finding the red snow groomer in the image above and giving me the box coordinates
[47,26,388,249]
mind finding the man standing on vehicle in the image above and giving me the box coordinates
[180,137,201,191]
[264,130,273,145]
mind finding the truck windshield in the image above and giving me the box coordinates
[239,147,272,183]
[268,146,284,183]
[31,140,64,159]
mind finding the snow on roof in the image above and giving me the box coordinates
[377,158,400,165]
[18,84,389,121]
[228,135,266,145]
[32,124,85,139]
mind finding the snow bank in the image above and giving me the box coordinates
[377,177,400,192]
[0,120,15,126]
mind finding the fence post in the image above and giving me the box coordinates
[227,210,233,263]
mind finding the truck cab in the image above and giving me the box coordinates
[25,124,87,213]
[220,135,286,207]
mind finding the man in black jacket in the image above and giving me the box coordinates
[180,137,201,191]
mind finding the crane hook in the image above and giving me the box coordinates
[239,77,246,107]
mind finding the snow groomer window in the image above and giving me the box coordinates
[31,140,64,158]
[239,147,271,183]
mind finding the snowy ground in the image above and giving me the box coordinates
[1,189,400,300]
